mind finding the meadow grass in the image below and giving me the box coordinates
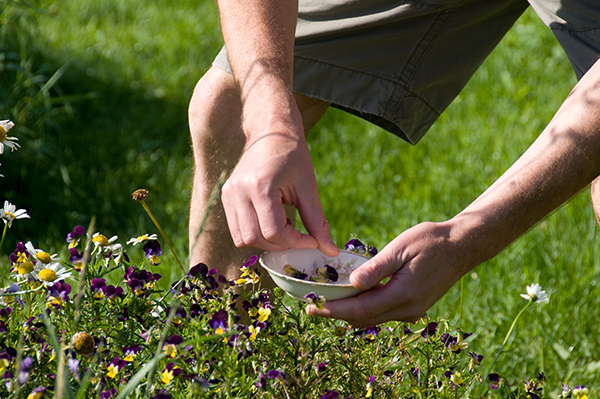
[2,0,599,394]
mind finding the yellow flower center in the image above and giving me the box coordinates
[18,262,34,275]
[36,251,52,264]
[93,234,109,246]
[0,127,6,142]
[39,268,57,282]
[71,332,95,356]
[4,211,15,220]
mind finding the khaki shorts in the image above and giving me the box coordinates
[214,0,600,144]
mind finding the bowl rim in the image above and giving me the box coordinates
[258,249,370,288]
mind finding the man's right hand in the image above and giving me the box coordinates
[222,123,339,256]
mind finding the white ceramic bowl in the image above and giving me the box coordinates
[259,248,369,302]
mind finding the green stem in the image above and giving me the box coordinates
[476,299,533,398]
[0,223,7,254]
[140,199,185,274]
[458,275,464,327]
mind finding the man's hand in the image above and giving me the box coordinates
[307,221,474,325]
[222,129,339,256]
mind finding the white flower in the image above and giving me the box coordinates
[0,120,20,154]
[127,233,158,245]
[24,241,60,265]
[0,201,30,228]
[32,263,73,285]
[520,283,549,303]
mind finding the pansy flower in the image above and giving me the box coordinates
[363,325,381,342]
[266,369,286,384]
[421,322,438,338]
[106,356,127,379]
[152,389,172,399]
[345,239,378,258]
[0,120,19,154]
[124,267,162,297]
[66,225,85,249]
[311,265,338,283]
[0,201,29,228]
[208,310,229,335]
[143,240,162,266]
[26,386,47,399]
[573,386,589,399]
[304,292,326,309]
[161,362,182,384]
[46,281,72,308]
[9,242,29,266]
[365,375,376,397]
[102,285,124,303]
[100,388,117,399]
[283,264,308,280]
[69,248,87,272]
[122,345,143,362]
[90,278,107,300]
[19,356,33,384]
[236,255,260,285]
[468,352,484,370]
[162,334,183,358]
[488,373,502,390]
[320,391,340,399]
[444,370,463,388]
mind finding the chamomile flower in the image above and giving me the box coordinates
[0,201,29,228]
[0,120,19,154]
[520,283,549,304]
[127,233,158,246]
[32,263,73,285]
[24,242,59,265]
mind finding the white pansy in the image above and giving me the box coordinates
[520,283,549,304]
[0,201,30,228]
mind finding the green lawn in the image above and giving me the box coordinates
[1,0,598,393]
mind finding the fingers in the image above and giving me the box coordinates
[222,182,320,252]
[297,193,339,257]
[349,248,400,290]
[306,281,423,326]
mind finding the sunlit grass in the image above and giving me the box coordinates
[2,0,598,392]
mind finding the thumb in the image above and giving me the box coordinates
[350,253,396,290]
[297,196,339,258]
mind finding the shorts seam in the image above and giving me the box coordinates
[387,7,455,119]
[550,25,600,34]
[294,54,440,116]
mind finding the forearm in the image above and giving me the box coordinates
[450,59,600,269]
[216,0,301,142]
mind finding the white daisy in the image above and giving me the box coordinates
[520,283,549,304]
[32,263,73,285]
[0,201,30,228]
[24,241,60,265]
[0,120,20,154]
[127,233,158,245]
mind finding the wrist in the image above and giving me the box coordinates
[240,80,305,144]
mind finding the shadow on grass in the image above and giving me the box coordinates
[1,50,195,256]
